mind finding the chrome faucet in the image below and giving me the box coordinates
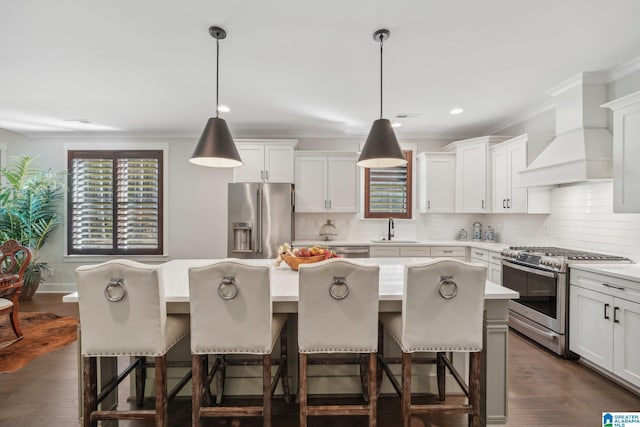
[387,217,394,241]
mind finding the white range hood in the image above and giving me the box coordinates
[519,72,613,187]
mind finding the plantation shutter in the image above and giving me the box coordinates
[68,151,163,255]
[364,150,412,219]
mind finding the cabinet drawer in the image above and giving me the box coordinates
[470,248,489,262]
[430,246,466,257]
[488,251,503,265]
[370,246,400,257]
[570,269,640,304]
[400,246,430,257]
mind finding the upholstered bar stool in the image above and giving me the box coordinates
[379,258,486,427]
[298,258,380,427]
[0,240,31,344]
[189,259,290,427]
[75,259,190,427]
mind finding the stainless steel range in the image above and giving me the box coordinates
[500,246,631,356]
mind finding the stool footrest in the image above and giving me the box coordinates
[410,403,473,415]
[91,409,156,420]
[306,404,370,416]
[200,406,264,417]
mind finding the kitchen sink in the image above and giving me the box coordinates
[370,240,418,243]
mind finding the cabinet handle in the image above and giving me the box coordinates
[604,303,610,320]
[428,200,431,209]
[614,307,620,323]
[482,200,485,209]
[474,251,483,256]
[492,256,501,262]
[507,198,511,209]
[260,170,264,181]
[324,200,327,209]
[503,199,506,208]
[265,170,269,181]
[443,250,453,253]
[603,283,625,291]
[328,200,332,209]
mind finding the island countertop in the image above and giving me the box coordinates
[63,257,518,303]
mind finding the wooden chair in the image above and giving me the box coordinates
[189,259,290,427]
[379,258,486,427]
[297,258,380,427]
[0,240,32,341]
[75,259,190,427]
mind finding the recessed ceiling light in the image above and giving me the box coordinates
[391,122,403,128]
[217,105,230,113]
[449,107,464,115]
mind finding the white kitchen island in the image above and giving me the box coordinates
[64,257,518,425]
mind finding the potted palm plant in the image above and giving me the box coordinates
[0,156,65,301]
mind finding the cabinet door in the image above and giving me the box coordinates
[234,144,265,182]
[488,263,502,285]
[426,155,455,212]
[416,155,427,213]
[370,246,400,257]
[295,156,327,212]
[569,286,613,370]
[612,99,640,212]
[265,145,294,183]
[491,147,509,212]
[613,297,640,387]
[507,143,528,212]
[456,144,487,213]
[327,156,358,212]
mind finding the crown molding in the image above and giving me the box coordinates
[608,55,640,82]
[484,100,555,135]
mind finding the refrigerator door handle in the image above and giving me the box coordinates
[257,187,263,254]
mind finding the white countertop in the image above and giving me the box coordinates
[570,263,640,282]
[294,239,510,252]
[63,257,518,303]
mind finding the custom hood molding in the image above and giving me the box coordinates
[519,72,612,187]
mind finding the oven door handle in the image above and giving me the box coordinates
[510,314,559,341]
[502,260,558,278]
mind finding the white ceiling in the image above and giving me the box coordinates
[1,0,640,140]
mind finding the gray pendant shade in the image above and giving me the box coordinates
[189,117,243,168]
[357,118,407,168]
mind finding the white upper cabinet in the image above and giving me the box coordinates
[491,134,550,214]
[295,152,359,213]
[233,140,296,183]
[444,136,509,213]
[602,90,640,213]
[416,152,455,213]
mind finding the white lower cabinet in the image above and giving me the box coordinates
[570,268,640,389]
[430,246,466,260]
[369,246,400,257]
[488,251,502,285]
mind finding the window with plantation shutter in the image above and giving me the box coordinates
[364,150,412,219]
[68,150,163,255]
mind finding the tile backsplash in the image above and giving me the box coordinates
[296,181,640,262]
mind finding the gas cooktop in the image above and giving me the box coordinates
[501,246,632,272]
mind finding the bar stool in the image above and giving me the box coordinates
[379,258,486,427]
[298,258,380,427]
[189,259,290,427]
[75,259,190,427]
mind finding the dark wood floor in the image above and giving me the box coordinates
[1,294,638,426]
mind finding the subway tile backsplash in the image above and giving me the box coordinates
[296,181,640,262]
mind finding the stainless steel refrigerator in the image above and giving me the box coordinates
[227,183,295,259]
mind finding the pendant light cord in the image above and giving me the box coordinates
[379,35,383,120]
[216,37,220,118]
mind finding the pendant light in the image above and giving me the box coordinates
[357,29,407,168]
[190,26,243,168]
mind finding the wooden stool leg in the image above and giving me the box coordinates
[155,355,168,427]
[360,353,369,402]
[135,356,146,407]
[192,355,203,427]
[368,352,377,427]
[436,351,446,401]
[299,353,308,427]
[377,322,384,395]
[401,352,412,427]
[469,351,481,427]
[202,355,212,406]
[280,321,291,403]
[9,307,22,338]
[216,355,225,404]
[263,354,272,427]
[83,356,97,427]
